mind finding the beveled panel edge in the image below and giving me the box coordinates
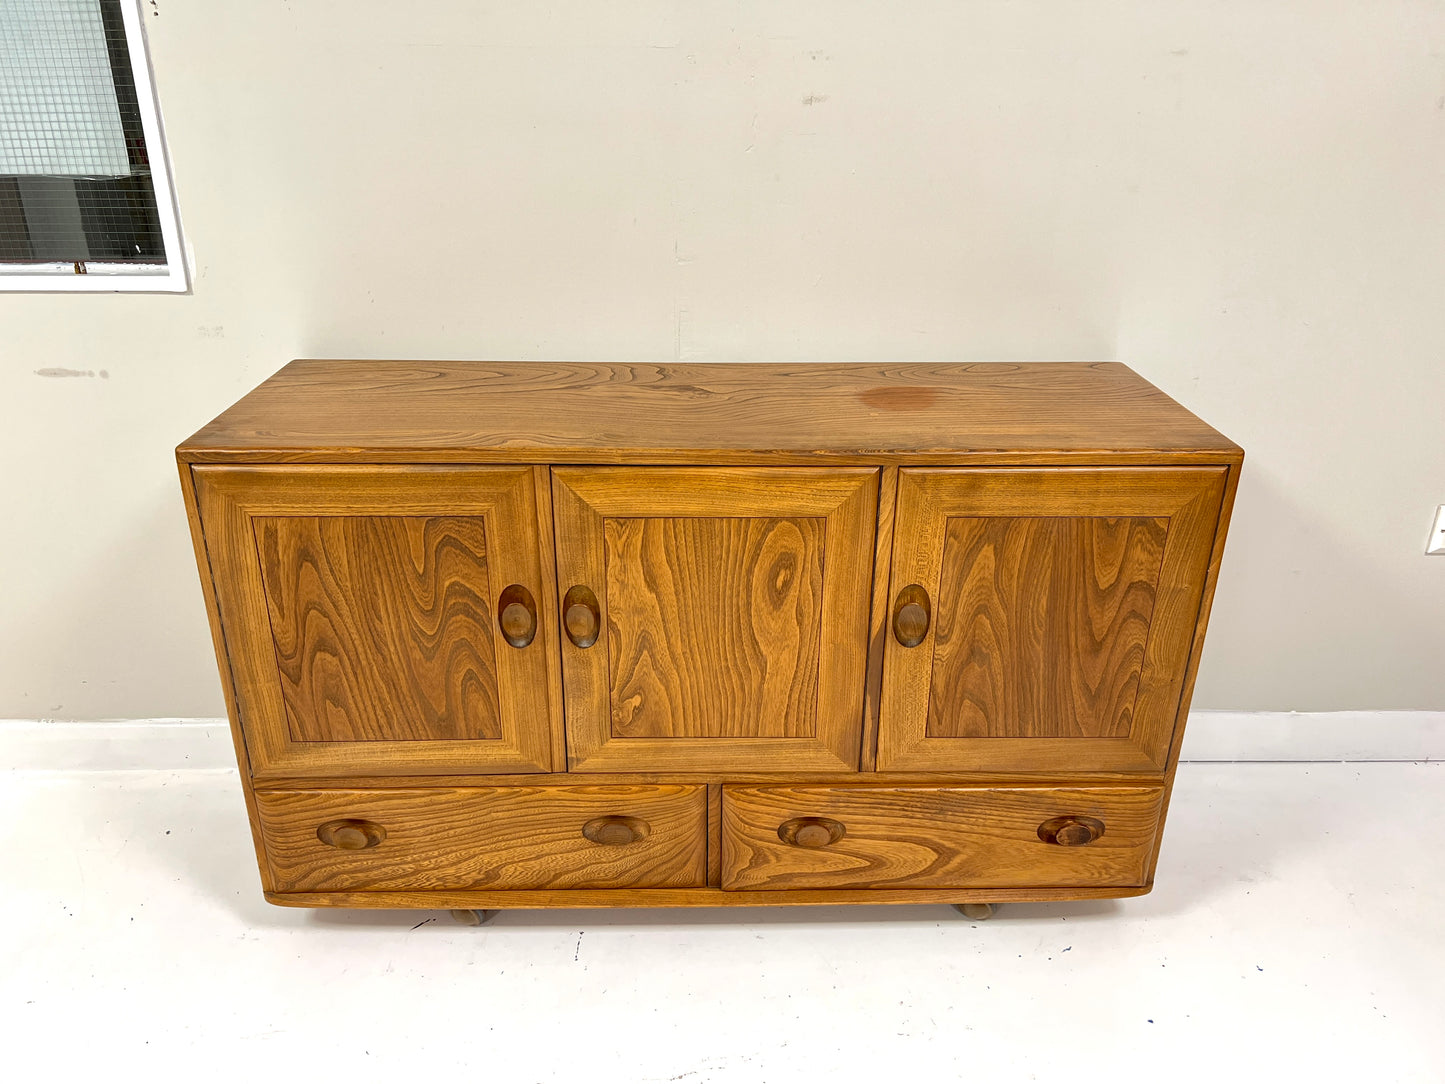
[877,736,1168,774]
[550,464,879,517]
[565,737,861,774]
[246,739,554,780]
[1122,469,1229,769]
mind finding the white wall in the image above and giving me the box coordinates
[2,0,1442,719]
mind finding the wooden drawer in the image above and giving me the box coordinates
[256,785,707,892]
[720,785,1163,891]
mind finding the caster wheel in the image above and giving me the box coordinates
[954,903,995,921]
[449,909,499,926]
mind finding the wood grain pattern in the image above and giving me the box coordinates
[193,466,557,777]
[604,516,824,739]
[860,465,900,772]
[254,768,1172,789]
[177,363,1243,915]
[721,785,1163,890]
[878,468,1226,773]
[265,884,1153,909]
[178,361,1242,464]
[926,516,1167,739]
[530,466,570,773]
[707,783,722,887]
[256,516,503,743]
[554,467,878,772]
[257,785,706,892]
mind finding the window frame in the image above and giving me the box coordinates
[0,0,187,293]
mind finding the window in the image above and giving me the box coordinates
[0,0,185,291]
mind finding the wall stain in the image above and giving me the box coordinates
[35,367,109,379]
[802,93,829,106]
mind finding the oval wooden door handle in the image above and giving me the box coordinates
[891,584,931,648]
[1037,815,1105,846]
[777,816,847,849]
[316,818,386,850]
[582,815,649,845]
[563,585,601,648]
[497,584,538,648]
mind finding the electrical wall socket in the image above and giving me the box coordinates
[1429,506,1445,555]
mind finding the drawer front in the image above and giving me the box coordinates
[257,785,707,892]
[721,785,1163,891]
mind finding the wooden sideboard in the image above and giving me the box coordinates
[178,361,1240,920]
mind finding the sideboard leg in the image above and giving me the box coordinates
[449,909,499,926]
[954,903,995,921]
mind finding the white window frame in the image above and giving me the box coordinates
[0,0,187,293]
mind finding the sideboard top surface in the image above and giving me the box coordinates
[178,360,1241,464]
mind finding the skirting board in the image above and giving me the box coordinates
[1,712,1441,771]
[1179,711,1445,763]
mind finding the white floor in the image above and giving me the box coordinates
[2,762,1441,1082]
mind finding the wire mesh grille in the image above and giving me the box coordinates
[0,0,164,264]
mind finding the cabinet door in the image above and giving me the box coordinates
[194,466,558,777]
[877,468,1225,773]
[553,468,879,772]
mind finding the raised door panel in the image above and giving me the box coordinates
[256,516,504,743]
[194,466,559,777]
[877,468,1225,772]
[605,516,825,739]
[927,514,1167,740]
[553,467,879,771]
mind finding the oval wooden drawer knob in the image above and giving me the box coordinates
[777,816,846,849]
[316,818,386,850]
[563,585,601,649]
[582,815,649,846]
[1038,815,1105,846]
[497,584,538,648]
[891,584,931,648]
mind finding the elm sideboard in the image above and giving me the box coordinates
[178,361,1240,921]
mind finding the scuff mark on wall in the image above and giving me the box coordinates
[802,93,829,106]
[35,367,109,379]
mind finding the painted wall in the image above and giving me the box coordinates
[2,1,1442,719]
